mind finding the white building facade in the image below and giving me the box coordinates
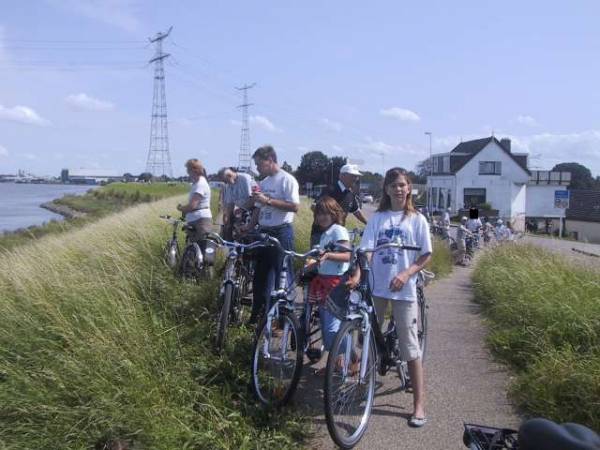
[428,136,569,231]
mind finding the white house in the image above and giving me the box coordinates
[428,136,572,231]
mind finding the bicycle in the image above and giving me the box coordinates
[323,238,430,449]
[205,232,262,354]
[463,418,600,450]
[159,215,216,281]
[250,236,321,407]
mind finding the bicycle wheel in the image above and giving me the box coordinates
[164,239,179,269]
[232,262,251,325]
[215,282,234,354]
[251,309,304,407]
[180,243,202,281]
[417,287,428,362]
[302,301,323,364]
[324,319,376,449]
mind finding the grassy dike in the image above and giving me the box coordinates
[0,191,453,449]
[0,183,189,252]
[472,243,600,429]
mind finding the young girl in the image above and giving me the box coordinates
[355,168,432,427]
[307,196,352,372]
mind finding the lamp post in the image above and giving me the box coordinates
[424,131,433,215]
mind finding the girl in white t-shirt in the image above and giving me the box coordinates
[306,196,354,374]
[351,167,432,428]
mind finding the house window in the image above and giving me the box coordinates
[442,156,450,173]
[447,191,452,209]
[479,161,502,175]
[464,188,486,208]
[433,157,439,174]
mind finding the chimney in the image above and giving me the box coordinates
[500,138,511,153]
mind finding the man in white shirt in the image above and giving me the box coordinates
[247,145,300,323]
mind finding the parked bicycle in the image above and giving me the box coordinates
[250,236,322,407]
[463,417,600,450]
[159,214,216,281]
[323,238,430,449]
[205,232,262,354]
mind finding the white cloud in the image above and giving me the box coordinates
[0,104,51,126]
[250,115,283,133]
[320,118,343,132]
[230,119,242,127]
[0,145,8,157]
[47,0,141,32]
[380,107,421,122]
[24,153,37,160]
[65,93,115,112]
[331,145,344,154]
[516,115,539,127]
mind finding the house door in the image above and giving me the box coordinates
[463,188,486,208]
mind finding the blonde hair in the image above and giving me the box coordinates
[185,159,207,178]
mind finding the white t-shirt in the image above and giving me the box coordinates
[185,177,212,223]
[360,210,432,302]
[318,224,350,276]
[223,172,256,208]
[258,169,300,227]
[466,218,482,232]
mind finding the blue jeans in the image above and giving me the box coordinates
[320,306,342,352]
[251,223,294,320]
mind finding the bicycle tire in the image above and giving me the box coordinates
[251,309,304,407]
[417,287,428,362]
[164,239,179,269]
[180,243,202,281]
[215,282,234,354]
[232,262,250,325]
[324,319,376,449]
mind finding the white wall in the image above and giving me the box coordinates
[566,220,600,244]
[526,185,568,217]
[455,141,529,217]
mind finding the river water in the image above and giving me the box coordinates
[0,183,94,233]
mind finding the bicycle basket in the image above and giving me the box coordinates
[463,423,518,449]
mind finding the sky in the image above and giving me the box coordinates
[1,1,600,178]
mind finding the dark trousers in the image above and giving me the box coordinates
[251,223,295,319]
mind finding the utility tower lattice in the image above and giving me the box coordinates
[145,26,173,178]
[236,83,256,172]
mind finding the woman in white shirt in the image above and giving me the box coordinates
[177,159,212,245]
[355,167,432,428]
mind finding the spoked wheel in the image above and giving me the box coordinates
[302,301,323,364]
[417,289,428,362]
[251,308,304,407]
[215,282,234,354]
[179,243,203,281]
[164,239,179,269]
[232,263,251,325]
[324,319,376,449]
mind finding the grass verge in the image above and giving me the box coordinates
[472,243,600,429]
[0,197,304,450]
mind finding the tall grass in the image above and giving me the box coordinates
[0,197,303,450]
[472,243,600,429]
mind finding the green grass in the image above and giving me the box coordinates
[0,197,304,450]
[0,183,190,252]
[472,243,600,429]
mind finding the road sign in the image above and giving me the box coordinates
[554,190,569,209]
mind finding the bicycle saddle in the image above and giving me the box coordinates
[518,418,600,450]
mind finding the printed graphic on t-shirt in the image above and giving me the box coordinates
[376,226,409,265]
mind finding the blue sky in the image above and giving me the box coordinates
[1,1,600,177]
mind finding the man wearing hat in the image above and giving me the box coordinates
[310,163,368,247]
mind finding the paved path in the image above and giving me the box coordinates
[295,262,520,450]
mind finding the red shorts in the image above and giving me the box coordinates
[308,274,343,305]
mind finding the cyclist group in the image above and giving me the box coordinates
[176,145,433,430]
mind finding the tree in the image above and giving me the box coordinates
[294,151,330,186]
[413,158,431,185]
[551,162,596,190]
[138,172,153,182]
[330,156,347,185]
[122,173,136,182]
[360,171,384,197]
[281,161,294,173]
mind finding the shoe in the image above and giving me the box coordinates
[408,416,427,428]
